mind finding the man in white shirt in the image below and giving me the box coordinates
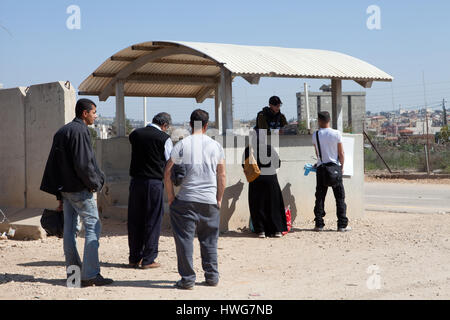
[164,109,226,290]
[312,111,350,232]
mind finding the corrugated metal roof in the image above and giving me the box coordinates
[78,41,393,101]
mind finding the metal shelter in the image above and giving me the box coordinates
[78,41,393,136]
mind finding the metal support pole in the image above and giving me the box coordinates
[220,68,233,135]
[331,79,343,132]
[304,82,311,132]
[115,80,126,136]
[143,97,147,127]
[214,86,223,133]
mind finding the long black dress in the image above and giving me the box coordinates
[243,145,287,234]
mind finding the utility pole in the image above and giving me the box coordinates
[443,99,448,126]
[423,71,431,174]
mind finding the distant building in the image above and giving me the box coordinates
[296,85,366,133]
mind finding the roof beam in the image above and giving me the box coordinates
[110,56,218,66]
[99,46,209,101]
[195,87,215,103]
[93,73,219,86]
[79,91,198,99]
[242,75,260,85]
[355,80,373,88]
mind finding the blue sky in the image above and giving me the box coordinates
[1,0,450,122]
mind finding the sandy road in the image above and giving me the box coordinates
[1,209,449,300]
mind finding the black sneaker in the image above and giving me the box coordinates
[174,280,194,290]
[81,274,114,288]
[313,226,324,232]
[205,279,219,287]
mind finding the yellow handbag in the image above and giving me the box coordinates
[243,148,261,183]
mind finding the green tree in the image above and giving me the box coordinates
[438,125,449,144]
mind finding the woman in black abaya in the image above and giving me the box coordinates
[243,141,287,238]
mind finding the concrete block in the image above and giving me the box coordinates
[24,81,76,209]
[0,87,27,207]
[0,207,47,240]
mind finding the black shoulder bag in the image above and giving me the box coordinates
[316,131,342,187]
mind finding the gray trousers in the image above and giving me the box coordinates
[169,198,220,286]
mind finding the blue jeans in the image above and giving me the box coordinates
[169,198,220,286]
[61,190,101,281]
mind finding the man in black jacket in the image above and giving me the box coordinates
[127,112,173,269]
[41,98,113,287]
[255,96,288,134]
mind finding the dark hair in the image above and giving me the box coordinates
[318,111,331,123]
[190,109,209,128]
[75,99,96,118]
[152,112,172,127]
[269,96,282,106]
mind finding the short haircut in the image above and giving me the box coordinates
[318,111,331,123]
[152,112,172,127]
[190,109,209,128]
[269,96,282,106]
[75,99,96,118]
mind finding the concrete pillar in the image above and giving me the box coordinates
[331,79,343,132]
[348,95,352,132]
[214,86,223,134]
[220,68,233,135]
[115,80,126,136]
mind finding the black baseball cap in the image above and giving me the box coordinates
[269,96,282,106]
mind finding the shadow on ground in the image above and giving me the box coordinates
[0,273,177,289]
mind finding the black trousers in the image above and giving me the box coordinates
[127,177,164,266]
[313,166,348,229]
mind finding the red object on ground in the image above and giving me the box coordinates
[282,206,292,236]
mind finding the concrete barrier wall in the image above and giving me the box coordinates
[0,81,76,209]
[24,82,76,208]
[0,87,27,207]
[96,134,364,231]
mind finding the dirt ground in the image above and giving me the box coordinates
[1,209,449,300]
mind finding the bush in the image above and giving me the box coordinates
[364,140,450,172]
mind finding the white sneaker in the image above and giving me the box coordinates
[273,232,282,238]
[338,226,352,232]
[257,232,266,238]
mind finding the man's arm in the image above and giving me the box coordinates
[338,142,345,173]
[216,160,226,208]
[164,159,176,206]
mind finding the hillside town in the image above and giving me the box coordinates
[365,104,449,142]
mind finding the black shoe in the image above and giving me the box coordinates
[313,226,324,232]
[205,279,219,287]
[174,280,194,290]
[81,274,114,288]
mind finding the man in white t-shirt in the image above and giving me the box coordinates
[164,109,226,290]
[312,111,350,232]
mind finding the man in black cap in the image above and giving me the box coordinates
[41,98,113,287]
[255,96,288,133]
